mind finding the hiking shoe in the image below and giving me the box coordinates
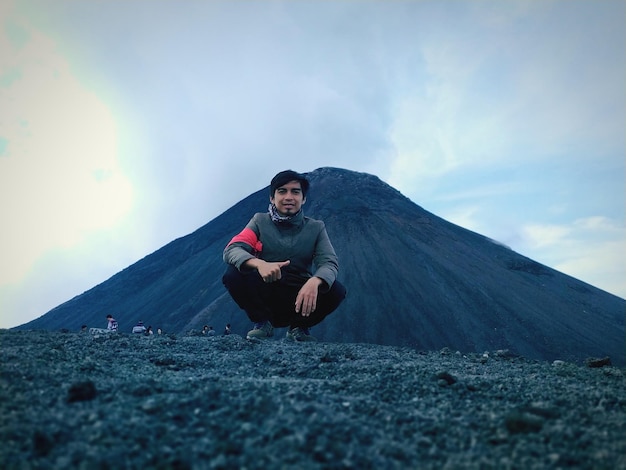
[246,321,274,340]
[286,327,317,342]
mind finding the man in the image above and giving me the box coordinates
[132,320,146,334]
[106,314,118,332]
[223,170,346,341]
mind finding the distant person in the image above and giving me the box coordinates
[145,325,154,336]
[157,328,162,335]
[223,170,346,342]
[80,325,88,333]
[202,325,216,336]
[106,314,118,332]
[223,324,231,335]
[132,321,147,334]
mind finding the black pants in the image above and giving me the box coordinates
[222,265,346,329]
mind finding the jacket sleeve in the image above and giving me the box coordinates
[312,223,339,291]
[223,217,262,270]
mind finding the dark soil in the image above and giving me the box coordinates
[1,330,624,469]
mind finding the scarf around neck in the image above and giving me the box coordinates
[268,203,302,224]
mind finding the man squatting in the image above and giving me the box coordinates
[222,170,346,341]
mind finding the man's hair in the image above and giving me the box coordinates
[270,170,310,197]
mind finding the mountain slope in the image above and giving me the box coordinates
[17,168,625,365]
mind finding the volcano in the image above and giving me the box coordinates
[17,167,625,365]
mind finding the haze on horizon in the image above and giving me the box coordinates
[1,0,624,329]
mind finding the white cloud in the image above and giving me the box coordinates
[519,217,626,297]
[439,205,482,234]
[387,0,625,199]
[522,223,573,249]
[0,11,133,285]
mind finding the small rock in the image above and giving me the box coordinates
[585,357,611,368]
[434,371,457,386]
[495,349,516,359]
[33,430,54,456]
[505,410,544,433]
[141,398,160,414]
[320,352,338,363]
[151,357,176,366]
[67,380,97,402]
[522,403,560,419]
[131,384,153,397]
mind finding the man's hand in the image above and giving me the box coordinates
[295,277,323,317]
[245,259,290,283]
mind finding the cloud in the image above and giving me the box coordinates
[0,231,142,330]
[522,223,573,249]
[387,0,625,197]
[555,239,625,297]
[0,9,134,287]
[520,217,626,297]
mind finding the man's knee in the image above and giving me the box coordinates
[320,280,346,314]
[223,265,259,291]
[222,265,241,289]
[329,280,347,304]
[223,265,265,298]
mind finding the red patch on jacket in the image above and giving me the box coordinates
[227,227,263,254]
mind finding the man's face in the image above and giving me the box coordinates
[271,180,305,216]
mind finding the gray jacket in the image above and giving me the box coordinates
[223,211,339,291]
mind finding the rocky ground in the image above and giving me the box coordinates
[1,329,624,469]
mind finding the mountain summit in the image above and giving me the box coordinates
[17,167,625,365]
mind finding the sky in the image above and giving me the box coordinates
[1,0,624,329]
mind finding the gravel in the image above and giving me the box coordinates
[1,329,625,469]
